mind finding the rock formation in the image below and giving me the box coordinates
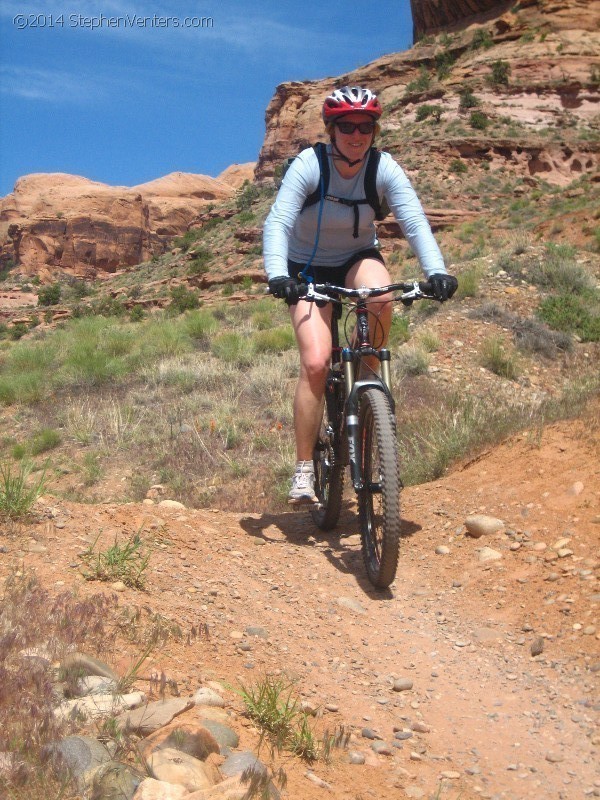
[256,0,599,184]
[410,0,512,40]
[0,165,254,278]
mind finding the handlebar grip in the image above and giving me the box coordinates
[418,280,433,294]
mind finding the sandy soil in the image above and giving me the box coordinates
[1,411,599,800]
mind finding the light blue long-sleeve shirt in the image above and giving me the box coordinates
[263,143,447,281]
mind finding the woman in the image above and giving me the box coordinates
[263,86,457,504]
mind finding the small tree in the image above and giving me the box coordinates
[37,283,61,306]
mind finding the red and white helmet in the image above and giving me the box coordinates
[322,86,382,123]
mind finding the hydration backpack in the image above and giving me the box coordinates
[282,142,390,238]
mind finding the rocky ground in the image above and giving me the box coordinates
[2,405,598,799]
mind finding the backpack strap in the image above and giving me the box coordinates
[301,142,330,212]
[365,148,385,221]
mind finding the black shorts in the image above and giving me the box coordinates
[287,247,385,287]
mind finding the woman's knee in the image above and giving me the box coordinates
[299,351,330,383]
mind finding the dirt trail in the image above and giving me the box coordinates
[2,412,599,799]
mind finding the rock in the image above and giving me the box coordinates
[158,500,187,510]
[305,771,333,791]
[118,698,194,736]
[197,719,240,751]
[393,679,413,692]
[132,779,188,800]
[371,741,392,755]
[244,626,268,638]
[478,547,503,563]
[567,481,584,496]
[148,748,220,792]
[361,728,382,740]
[411,721,430,733]
[435,545,450,555]
[75,676,118,697]
[194,688,226,708]
[583,625,597,636]
[111,581,128,592]
[56,692,145,721]
[465,515,505,538]
[185,776,246,799]
[545,751,565,763]
[43,735,112,789]
[395,730,413,740]
[404,787,426,799]
[441,771,461,779]
[90,761,142,800]
[336,597,366,614]
[60,653,118,681]
[348,751,365,765]
[530,637,545,657]
[137,722,220,762]
[220,751,266,778]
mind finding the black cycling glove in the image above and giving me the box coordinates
[429,273,458,302]
[268,277,306,306]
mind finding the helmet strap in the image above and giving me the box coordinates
[331,139,370,168]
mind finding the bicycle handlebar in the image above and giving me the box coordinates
[302,280,435,303]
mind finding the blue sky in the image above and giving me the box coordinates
[0,1,414,196]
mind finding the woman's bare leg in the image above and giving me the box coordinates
[289,299,333,461]
[346,257,393,377]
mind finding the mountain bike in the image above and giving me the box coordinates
[301,280,437,589]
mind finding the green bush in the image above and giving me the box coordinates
[169,285,200,313]
[471,28,493,50]
[479,336,520,379]
[183,309,218,342]
[129,305,145,322]
[388,315,411,347]
[253,326,295,353]
[9,323,28,341]
[211,332,254,365]
[469,110,489,130]
[537,294,600,342]
[449,159,467,174]
[188,247,213,276]
[459,88,479,110]
[37,283,61,306]
[91,296,126,317]
[236,180,259,211]
[405,66,431,95]
[489,60,511,87]
[30,428,61,455]
[416,104,443,122]
[0,459,47,518]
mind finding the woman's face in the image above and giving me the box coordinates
[331,112,375,164]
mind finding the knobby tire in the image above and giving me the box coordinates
[358,388,401,589]
[311,375,344,531]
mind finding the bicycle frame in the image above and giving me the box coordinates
[309,279,433,493]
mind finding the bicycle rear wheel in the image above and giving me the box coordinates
[311,376,344,531]
[357,388,401,588]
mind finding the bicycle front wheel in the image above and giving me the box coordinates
[311,378,344,531]
[358,388,401,589]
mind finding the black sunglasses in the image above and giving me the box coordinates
[335,120,375,135]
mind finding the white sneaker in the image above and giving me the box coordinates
[288,463,317,504]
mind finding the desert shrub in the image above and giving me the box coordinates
[169,285,200,313]
[183,309,218,342]
[388,315,411,347]
[396,346,430,376]
[459,88,479,110]
[537,294,600,342]
[471,28,493,50]
[188,247,213,275]
[489,60,511,87]
[0,460,47,518]
[130,305,145,322]
[456,267,481,297]
[211,332,254,365]
[470,110,489,130]
[173,228,204,251]
[91,296,126,317]
[405,66,431,94]
[9,323,28,341]
[236,180,259,211]
[435,50,455,79]
[449,159,467,174]
[253,326,295,353]
[37,283,61,306]
[30,428,61,455]
[479,336,520,379]
[416,104,443,122]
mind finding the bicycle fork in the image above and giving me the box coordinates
[342,347,393,493]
